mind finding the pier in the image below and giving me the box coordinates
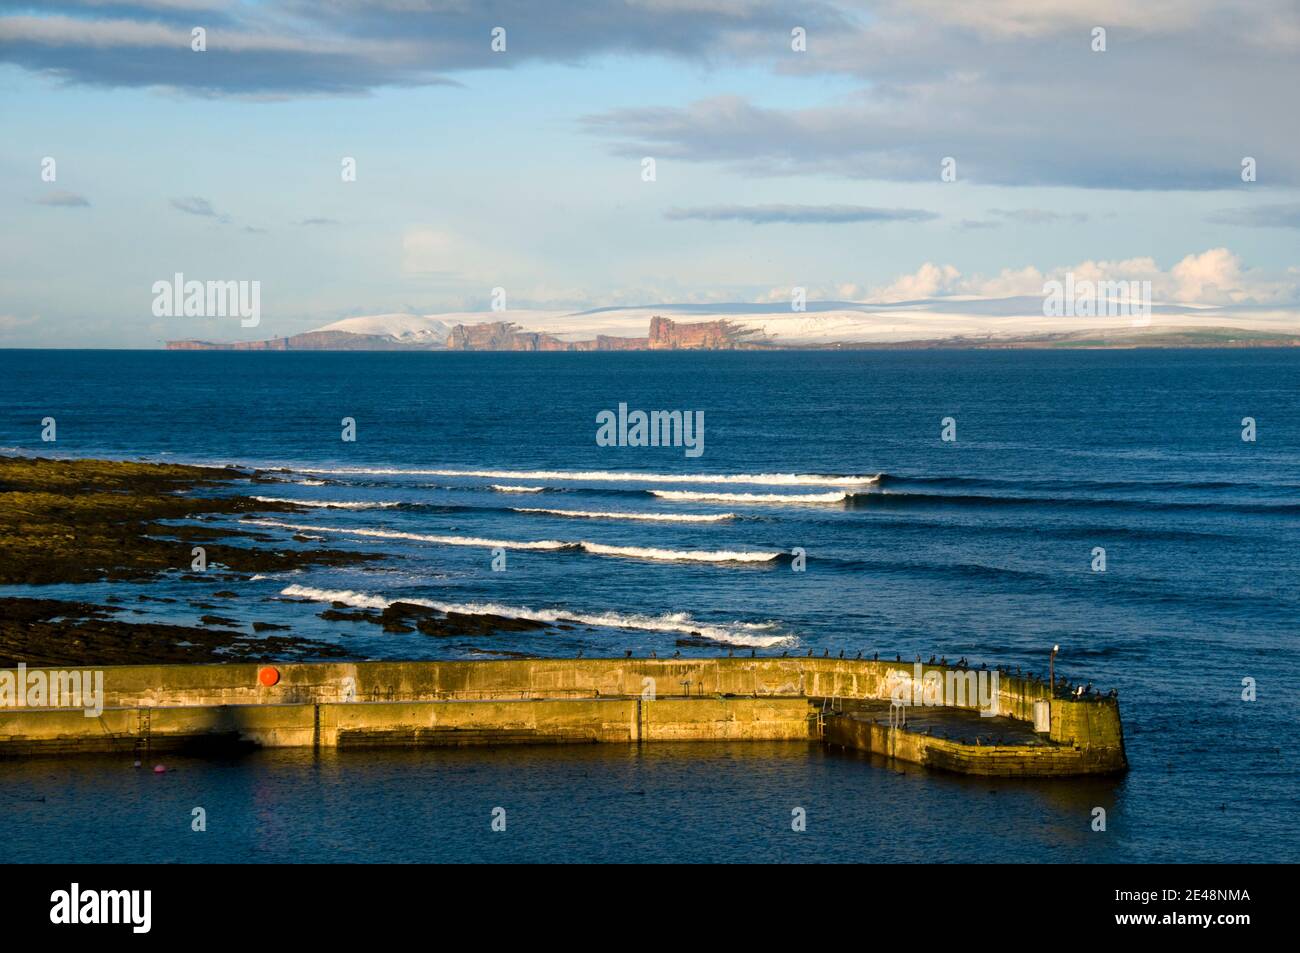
[0,657,1127,776]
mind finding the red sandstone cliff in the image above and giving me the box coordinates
[647,316,759,349]
[443,317,760,351]
[444,322,572,351]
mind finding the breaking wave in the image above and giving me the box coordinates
[490,484,546,493]
[512,507,735,523]
[249,519,568,550]
[252,496,401,509]
[250,519,779,563]
[279,584,794,647]
[578,542,777,563]
[651,489,849,504]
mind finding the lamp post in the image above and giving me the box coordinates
[1050,644,1060,698]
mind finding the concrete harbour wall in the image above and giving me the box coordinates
[0,693,813,755]
[2,657,1090,709]
[0,658,1124,776]
[823,714,1127,777]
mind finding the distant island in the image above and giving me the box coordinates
[165,303,1300,351]
[167,316,765,351]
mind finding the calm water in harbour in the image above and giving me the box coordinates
[0,744,1147,864]
[1,348,1297,862]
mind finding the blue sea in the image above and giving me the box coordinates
[1,348,1298,863]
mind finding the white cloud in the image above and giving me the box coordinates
[1169,248,1245,304]
[587,3,1300,190]
[897,0,1230,38]
[864,249,1298,306]
[866,263,963,301]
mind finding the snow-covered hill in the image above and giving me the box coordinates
[309,301,1300,347]
[316,313,453,344]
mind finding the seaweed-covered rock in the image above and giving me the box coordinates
[0,596,350,666]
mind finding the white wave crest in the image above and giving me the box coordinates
[279,584,793,647]
[249,519,570,550]
[651,489,848,504]
[580,542,777,563]
[490,484,546,493]
[300,466,880,487]
[249,519,778,563]
[253,496,401,509]
[512,507,735,523]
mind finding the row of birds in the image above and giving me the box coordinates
[577,648,1118,698]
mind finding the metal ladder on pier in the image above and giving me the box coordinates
[817,695,844,734]
[133,707,152,763]
[888,700,907,729]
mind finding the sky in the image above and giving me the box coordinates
[1,0,1299,347]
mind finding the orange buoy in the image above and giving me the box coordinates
[258,666,280,687]
[153,764,166,774]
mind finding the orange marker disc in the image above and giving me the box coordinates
[258,666,280,687]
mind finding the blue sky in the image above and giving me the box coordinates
[2,1,1299,346]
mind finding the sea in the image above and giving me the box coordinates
[1,348,1297,863]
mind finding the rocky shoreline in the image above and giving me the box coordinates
[0,457,561,666]
[0,456,372,587]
